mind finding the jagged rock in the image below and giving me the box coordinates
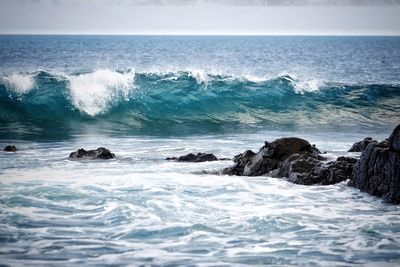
[166,153,218,162]
[311,144,322,155]
[223,137,318,177]
[69,147,115,159]
[349,125,400,204]
[222,150,255,175]
[269,154,356,185]
[243,148,280,176]
[222,137,357,186]
[389,124,400,152]
[3,145,17,152]
[320,157,358,185]
[348,137,377,152]
[271,153,323,185]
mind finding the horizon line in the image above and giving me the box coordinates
[1,33,400,37]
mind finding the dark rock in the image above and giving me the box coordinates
[389,124,400,152]
[349,126,400,204]
[69,147,115,159]
[319,157,358,185]
[222,150,255,175]
[222,136,357,186]
[311,144,322,155]
[269,154,356,185]
[272,153,323,185]
[243,148,280,176]
[263,137,314,160]
[223,137,319,177]
[348,137,377,152]
[166,153,218,162]
[3,145,17,152]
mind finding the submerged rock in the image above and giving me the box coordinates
[69,147,115,159]
[222,137,357,186]
[348,137,377,152]
[349,125,400,204]
[166,153,218,162]
[3,145,17,152]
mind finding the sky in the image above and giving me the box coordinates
[0,0,400,35]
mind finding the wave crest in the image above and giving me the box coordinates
[1,69,399,138]
[67,69,135,116]
[0,73,36,94]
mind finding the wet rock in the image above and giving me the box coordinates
[389,124,400,152]
[311,144,322,155]
[223,137,318,177]
[166,153,218,162]
[319,157,358,185]
[271,153,323,185]
[349,125,400,204]
[3,145,17,152]
[348,137,377,152]
[69,147,115,159]
[222,137,357,186]
[263,137,314,160]
[269,154,356,185]
[242,148,280,176]
[222,150,255,175]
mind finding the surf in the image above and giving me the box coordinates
[1,70,399,139]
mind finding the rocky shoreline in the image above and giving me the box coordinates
[3,124,400,204]
[217,125,399,203]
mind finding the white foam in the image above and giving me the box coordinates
[277,71,324,93]
[1,73,36,94]
[242,74,270,83]
[137,67,278,85]
[293,79,324,93]
[67,69,135,116]
[188,69,211,85]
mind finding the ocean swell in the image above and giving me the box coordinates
[0,70,399,138]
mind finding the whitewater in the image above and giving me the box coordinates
[1,35,400,266]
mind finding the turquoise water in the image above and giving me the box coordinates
[1,36,400,266]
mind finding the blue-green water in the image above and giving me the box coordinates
[1,36,400,266]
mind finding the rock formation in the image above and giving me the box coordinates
[166,153,218,162]
[3,145,17,152]
[69,147,115,159]
[222,137,357,185]
[349,124,400,204]
[348,137,377,152]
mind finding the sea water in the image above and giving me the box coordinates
[1,35,400,266]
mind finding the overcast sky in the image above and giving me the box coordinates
[1,0,399,35]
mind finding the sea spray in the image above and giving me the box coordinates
[67,70,135,116]
[0,73,36,94]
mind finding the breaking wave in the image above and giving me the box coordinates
[1,70,399,138]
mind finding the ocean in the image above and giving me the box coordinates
[1,35,400,266]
